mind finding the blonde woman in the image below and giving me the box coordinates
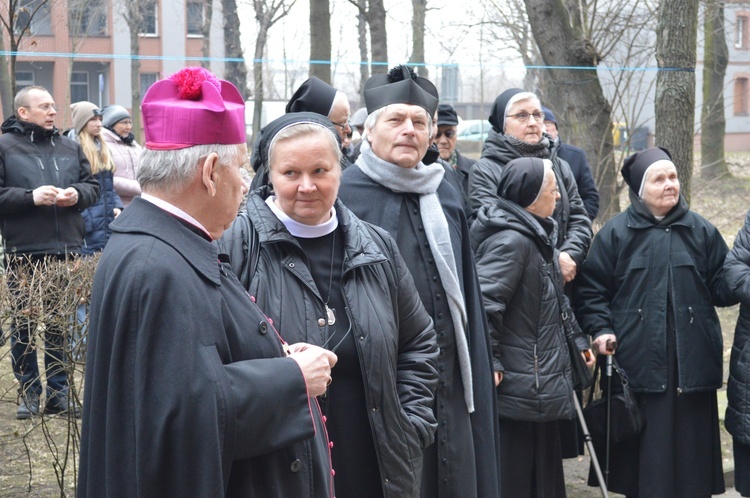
[68,102,123,254]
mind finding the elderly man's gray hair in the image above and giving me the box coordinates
[138,144,245,194]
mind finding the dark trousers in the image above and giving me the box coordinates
[7,255,71,399]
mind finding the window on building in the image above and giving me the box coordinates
[735,77,749,116]
[14,0,52,35]
[187,1,204,36]
[139,0,158,36]
[15,71,35,91]
[737,15,749,50]
[69,0,107,37]
[140,73,158,98]
[70,72,90,103]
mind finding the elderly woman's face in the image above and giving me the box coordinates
[526,169,559,219]
[269,132,341,225]
[504,98,544,144]
[641,162,680,217]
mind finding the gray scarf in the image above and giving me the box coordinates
[357,141,475,412]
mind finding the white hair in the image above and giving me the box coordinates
[363,105,434,143]
[138,143,245,194]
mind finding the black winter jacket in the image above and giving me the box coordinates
[725,209,750,444]
[555,140,599,220]
[82,170,124,255]
[219,190,439,498]
[469,129,592,266]
[471,198,577,422]
[0,116,100,256]
[574,194,735,393]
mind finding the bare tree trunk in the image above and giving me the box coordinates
[655,0,698,202]
[309,0,331,82]
[356,0,369,98]
[524,0,619,219]
[223,0,248,99]
[409,0,427,78]
[701,0,729,181]
[125,1,144,143]
[368,0,387,75]
[252,28,268,137]
[0,33,14,118]
[201,0,214,68]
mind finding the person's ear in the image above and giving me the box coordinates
[201,152,220,196]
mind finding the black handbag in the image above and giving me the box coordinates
[584,357,646,445]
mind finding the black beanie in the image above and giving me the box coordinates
[437,104,459,126]
[286,77,337,116]
[489,88,524,133]
[621,147,673,195]
[498,157,547,208]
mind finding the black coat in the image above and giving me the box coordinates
[469,129,592,266]
[81,170,123,254]
[79,198,333,497]
[219,190,439,498]
[555,141,599,220]
[0,116,100,256]
[726,209,750,444]
[471,198,577,422]
[338,164,500,498]
[574,194,736,393]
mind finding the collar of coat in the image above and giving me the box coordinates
[247,187,389,270]
[111,196,224,285]
[625,190,693,230]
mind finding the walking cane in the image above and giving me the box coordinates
[573,389,609,498]
[604,339,617,487]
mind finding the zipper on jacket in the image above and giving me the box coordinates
[36,157,45,170]
[638,308,643,321]
[533,344,540,390]
[688,306,694,324]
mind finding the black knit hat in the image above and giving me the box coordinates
[489,88,524,133]
[541,107,557,125]
[285,77,337,116]
[437,104,459,126]
[498,157,547,208]
[363,65,439,115]
[621,147,673,195]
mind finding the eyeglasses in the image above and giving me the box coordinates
[331,120,351,131]
[507,111,545,123]
[26,103,58,113]
[435,129,456,139]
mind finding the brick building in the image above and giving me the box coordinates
[6,0,227,129]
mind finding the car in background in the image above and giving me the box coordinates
[457,119,492,142]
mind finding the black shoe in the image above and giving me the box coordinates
[16,391,41,420]
[44,393,82,419]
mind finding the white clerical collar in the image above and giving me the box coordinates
[265,196,338,238]
[141,193,212,239]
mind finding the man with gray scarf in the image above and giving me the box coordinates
[338,65,500,498]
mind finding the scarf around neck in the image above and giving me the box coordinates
[506,134,551,158]
[357,140,475,412]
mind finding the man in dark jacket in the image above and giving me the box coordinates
[542,107,599,220]
[78,67,337,497]
[0,85,100,419]
[338,64,500,498]
[435,103,474,197]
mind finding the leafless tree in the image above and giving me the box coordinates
[409,0,427,78]
[701,0,729,181]
[309,0,331,82]
[223,0,248,99]
[347,0,387,76]
[251,0,297,136]
[116,0,151,143]
[0,0,53,117]
[655,0,699,201]
[201,0,214,68]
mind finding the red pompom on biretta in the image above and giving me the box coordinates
[169,67,222,100]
